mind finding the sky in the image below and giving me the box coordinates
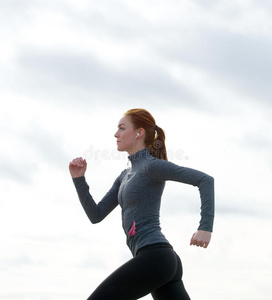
[1,0,272,299]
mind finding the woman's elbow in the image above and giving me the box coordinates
[208,175,214,185]
[89,215,103,224]
[199,174,214,188]
[85,212,103,224]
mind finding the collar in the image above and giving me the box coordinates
[128,147,150,162]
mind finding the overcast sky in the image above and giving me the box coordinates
[1,0,272,299]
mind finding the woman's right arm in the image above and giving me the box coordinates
[69,157,120,224]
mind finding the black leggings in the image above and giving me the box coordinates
[87,243,191,300]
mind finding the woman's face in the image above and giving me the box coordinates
[114,116,138,153]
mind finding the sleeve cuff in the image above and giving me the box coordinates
[72,176,86,186]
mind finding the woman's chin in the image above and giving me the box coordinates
[117,145,125,152]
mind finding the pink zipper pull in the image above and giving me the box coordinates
[129,221,136,236]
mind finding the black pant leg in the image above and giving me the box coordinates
[87,247,179,300]
[151,253,191,300]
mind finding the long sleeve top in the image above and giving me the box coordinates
[73,147,214,257]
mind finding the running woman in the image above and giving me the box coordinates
[69,108,214,300]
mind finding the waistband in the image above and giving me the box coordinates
[136,242,173,255]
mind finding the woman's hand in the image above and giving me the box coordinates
[69,157,87,178]
[190,230,211,248]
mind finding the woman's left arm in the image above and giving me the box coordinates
[146,159,214,248]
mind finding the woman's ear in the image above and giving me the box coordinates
[137,128,145,138]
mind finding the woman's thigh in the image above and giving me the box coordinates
[151,254,191,300]
[87,247,178,300]
[151,281,191,300]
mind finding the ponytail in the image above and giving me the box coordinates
[124,108,168,161]
[148,125,168,161]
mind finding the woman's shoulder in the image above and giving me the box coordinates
[144,155,174,177]
[111,168,128,185]
[119,168,128,178]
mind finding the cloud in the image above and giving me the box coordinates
[242,129,272,154]
[22,122,71,168]
[0,160,37,184]
[6,44,200,109]
[147,16,272,109]
[1,253,33,270]
[193,31,272,104]
[1,0,271,120]
[0,114,70,184]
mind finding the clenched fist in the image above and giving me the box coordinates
[190,230,211,248]
[69,157,87,178]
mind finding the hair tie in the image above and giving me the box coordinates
[155,125,158,131]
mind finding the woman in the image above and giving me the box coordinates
[69,108,214,300]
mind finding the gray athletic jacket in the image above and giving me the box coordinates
[73,147,214,257]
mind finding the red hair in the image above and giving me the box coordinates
[124,108,168,161]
